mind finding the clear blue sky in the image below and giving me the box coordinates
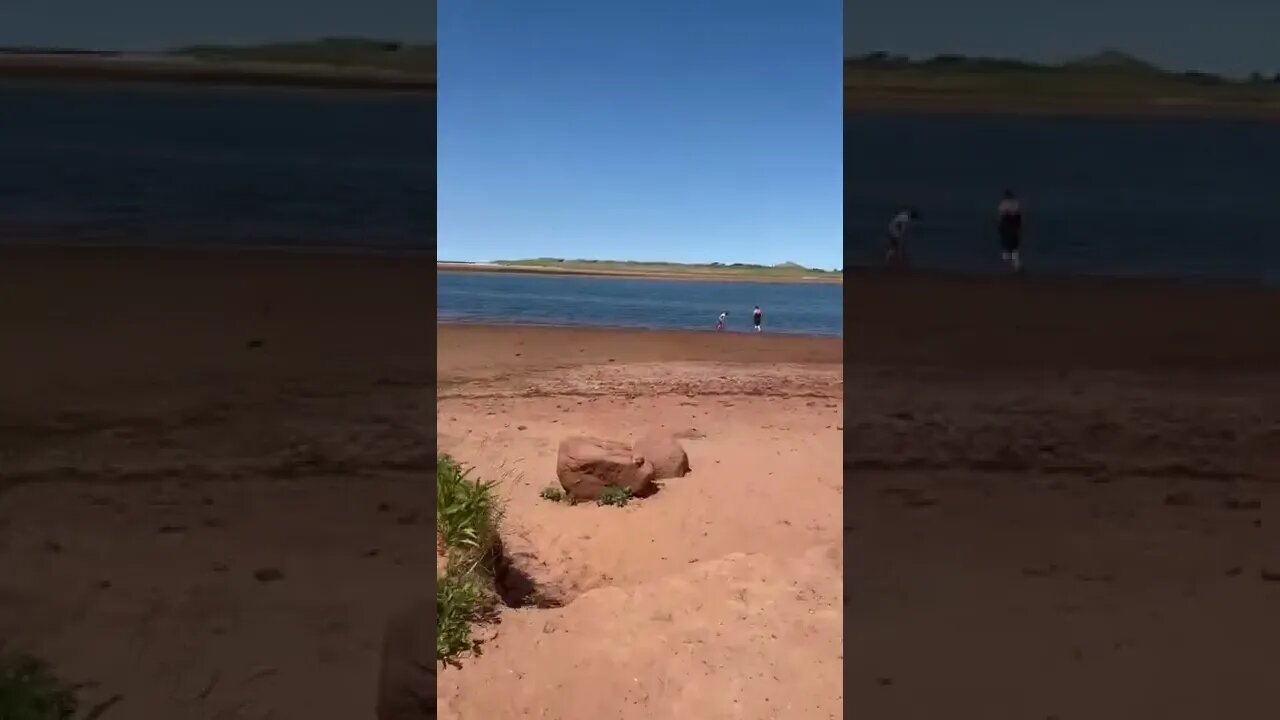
[438,1,843,269]
[0,1,434,49]
[847,0,1279,78]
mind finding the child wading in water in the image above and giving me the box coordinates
[716,311,728,331]
[752,305,763,332]
[997,190,1024,272]
[884,207,920,267]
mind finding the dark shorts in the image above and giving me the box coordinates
[999,227,1021,252]
[753,316,762,327]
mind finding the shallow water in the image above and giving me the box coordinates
[0,83,434,250]
[846,111,1280,284]
[438,271,844,337]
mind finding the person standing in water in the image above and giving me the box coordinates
[997,190,1024,271]
[752,305,763,332]
[716,311,728,331]
[885,207,920,267]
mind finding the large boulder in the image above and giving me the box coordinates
[376,598,435,720]
[635,430,691,479]
[556,436,656,501]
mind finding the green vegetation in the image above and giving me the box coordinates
[170,38,435,75]
[486,258,843,282]
[539,486,567,503]
[436,454,502,664]
[0,653,78,720]
[597,486,633,507]
[846,50,1280,116]
[0,38,434,91]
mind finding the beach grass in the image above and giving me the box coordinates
[436,454,502,664]
[0,652,78,720]
[596,486,633,507]
[539,486,567,503]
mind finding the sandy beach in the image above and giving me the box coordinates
[436,324,844,718]
[4,247,1278,719]
[0,249,436,719]
[844,272,1280,719]
[440,270,1280,719]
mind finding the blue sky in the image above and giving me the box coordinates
[848,0,1279,78]
[0,1,434,49]
[438,1,843,269]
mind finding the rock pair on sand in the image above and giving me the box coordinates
[556,431,693,501]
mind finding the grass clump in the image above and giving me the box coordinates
[437,454,500,553]
[539,486,567,503]
[436,572,489,663]
[597,485,633,507]
[0,652,78,720]
[436,454,502,665]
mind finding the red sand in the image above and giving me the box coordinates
[0,250,435,718]
[2,248,1277,719]
[436,323,843,719]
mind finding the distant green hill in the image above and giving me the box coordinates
[845,50,1280,116]
[1062,49,1162,74]
[0,38,434,91]
[170,38,435,75]
[479,258,842,282]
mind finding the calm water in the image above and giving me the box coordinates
[847,112,1280,283]
[0,83,433,250]
[438,271,844,337]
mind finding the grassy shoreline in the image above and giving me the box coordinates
[845,52,1280,119]
[438,260,843,284]
[0,40,434,92]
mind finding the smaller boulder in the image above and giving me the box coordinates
[557,436,656,501]
[635,430,691,480]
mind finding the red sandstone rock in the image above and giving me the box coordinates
[556,436,656,501]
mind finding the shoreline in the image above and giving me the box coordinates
[845,92,1280,121]
[2,246,1272,294]
[435,322,843,378]
[839,264,1277,292]
[436,318,843,341]
[443,260,1280,292]
[0,55,434,93]
[438,262,843,284]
